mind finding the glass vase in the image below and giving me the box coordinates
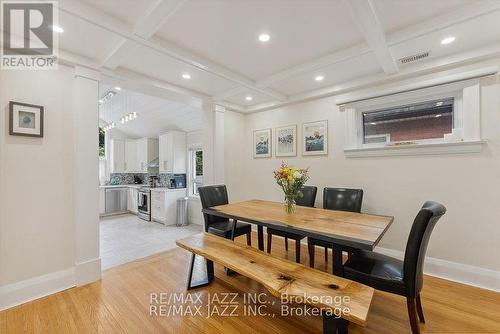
[284,197,296,214]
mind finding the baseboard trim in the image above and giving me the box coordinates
[375,247,500,292]
[0,267,75,311]
[75,258,102,286]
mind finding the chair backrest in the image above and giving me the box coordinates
[296,186,318,208]
[403,201,446,297]
[198,185,229,231]
[323,187,363,213]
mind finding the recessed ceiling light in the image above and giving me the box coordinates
[98,99,104,104]
[182,73,191,79]
[245,96,253,101]
[370,122,377,125]
[315,75,325,82]
[51,25,64,33]
[258,33,270,42]
[435,114,442,118]
[441,36,455,45]
[435,101,443,106]
[114,86,121,91]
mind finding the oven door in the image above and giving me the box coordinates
[137,190,151,220]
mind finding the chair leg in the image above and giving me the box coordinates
[324,246,328,263]
[295,239,301,263]
[308,242,315,268]
[416,294,425,323]
[406,297,421,334]
[246,232,251,246]
[267,233,272,254]
[285,237,288,251]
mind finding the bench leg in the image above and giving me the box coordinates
[323,315,348,334]
[187,253,214,290]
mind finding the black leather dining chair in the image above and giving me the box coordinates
[266,186,317,263]
[343,201,446,334]
[307,187,363,268]
[198,185,252,245]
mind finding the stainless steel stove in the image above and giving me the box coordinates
[137,187,151,221]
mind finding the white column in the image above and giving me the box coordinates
[73,66,101,286]
[201,102,225,185]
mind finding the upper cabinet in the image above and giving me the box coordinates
[110,139,126,173]
[137,138,159,173]
[110,137,158,173]
[159,131,186,174]
[125,140,138,172]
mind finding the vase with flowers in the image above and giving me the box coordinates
[273,162,310,214]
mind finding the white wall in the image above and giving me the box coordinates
[224,76,500,289]
[0,65,100,309]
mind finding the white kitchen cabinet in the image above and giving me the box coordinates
[137,138,159,173]
[125,140,138,172]
[151,189,187,225]
[127,188,138,213]
[159,131,186,174]
[110,139,126,173]
[99,188,106,215]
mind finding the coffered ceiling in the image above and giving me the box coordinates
[54,0,500,113]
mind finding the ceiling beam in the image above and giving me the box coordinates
[342,0,398,75]
[387,1,500,46]
[101,0,188,70]
[58,0,286,102]
[244,46,500,113]
[212,86,247,101]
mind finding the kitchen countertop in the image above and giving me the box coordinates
[99,184,187,192]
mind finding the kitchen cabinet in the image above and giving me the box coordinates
[127,188,138,213]
[159,131,187,174]
[125,140,138,172]
[137,138,159,173]
[110,139,126,173]
[151,189,187,225]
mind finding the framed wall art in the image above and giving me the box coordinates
[253,128,272,158]
[302,120,327,155]
[9,101,44,137]
[275,125,297,157]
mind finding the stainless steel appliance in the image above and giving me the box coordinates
[105,188,128,215]
[138,187,151,221]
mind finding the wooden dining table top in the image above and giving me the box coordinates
[202,199,394,250]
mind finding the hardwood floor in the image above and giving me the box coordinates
[1,232,500,333]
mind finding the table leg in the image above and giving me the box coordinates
[332,244,344,277]
[257,225,264,251]
[226,219,238,275]
[323,314,348,334]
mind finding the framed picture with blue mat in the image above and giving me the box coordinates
[9,101,44,138]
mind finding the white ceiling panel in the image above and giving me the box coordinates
[80,0,156,26]
[59,11,122,62]
[390,11,500,64]
[373,0,475,34]
[155,0,364,79]
[225,90,275,107]
[119,44,237,96]
[99,85,201,137]
[270,52,382,96]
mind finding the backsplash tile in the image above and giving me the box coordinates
[109,173,176,187]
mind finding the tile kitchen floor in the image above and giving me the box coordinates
[100,214,202,270]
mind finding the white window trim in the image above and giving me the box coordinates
[188,146,203,198]
[343,79,485,158]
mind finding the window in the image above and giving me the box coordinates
[343,80,483,157]
[362,98,454,144]
[99,127,105,157]
[189,148,203,196]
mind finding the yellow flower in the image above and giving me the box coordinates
[288,175,293,181]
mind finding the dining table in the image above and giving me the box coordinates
[201,199,394,277]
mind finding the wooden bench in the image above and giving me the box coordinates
[176,233,374,334]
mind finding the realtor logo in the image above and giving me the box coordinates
[1,1,58,69]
